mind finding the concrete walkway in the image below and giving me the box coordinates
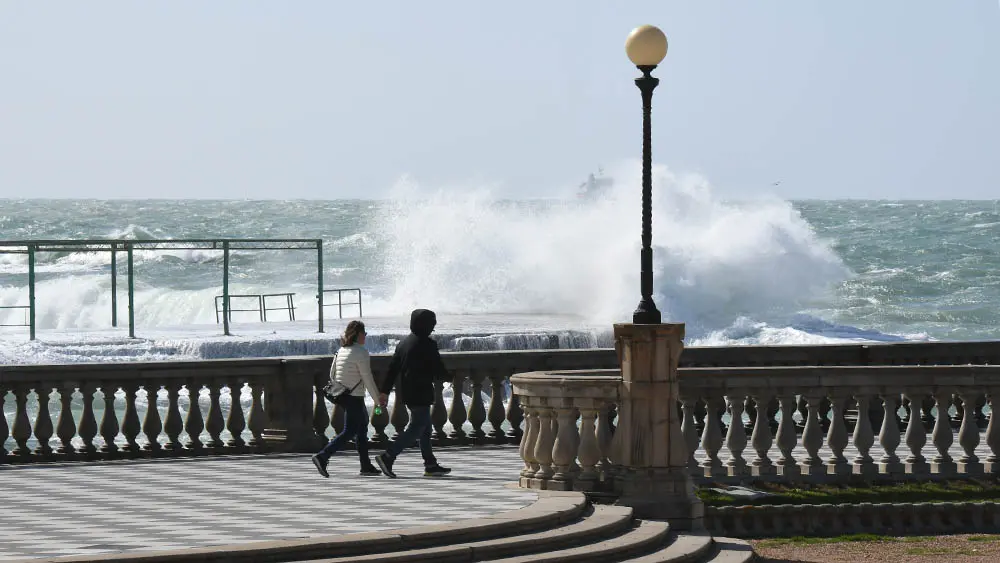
[0,446,535,561]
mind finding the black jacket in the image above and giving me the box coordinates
[379,309,449,406]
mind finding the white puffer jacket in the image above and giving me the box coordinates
[331,344,380,399]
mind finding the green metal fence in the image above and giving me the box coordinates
[0,238,326,340]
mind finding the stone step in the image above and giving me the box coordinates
[699,538,757,563]
[305,504,635,563]
[619,532,714,563]
[487,519,671,563]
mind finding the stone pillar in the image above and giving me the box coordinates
[262,361,319,452]
[610,323,704,530]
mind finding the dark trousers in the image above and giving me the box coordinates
[318,395,370,466]
[385,405,437,467]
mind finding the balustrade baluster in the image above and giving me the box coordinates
[77,383,98,455]
[120,383,141,454]
[486,372,506,443]
[826,393,850,476]
[879,394,903,475]
[975,394,989,429]
[700,396,725,477]
[505,390,524,443]
[384,389,404,444]
[957,391,982,475]
[467,371,487,442]
[852,394,877,478]
[311,379,331,444]
[775,394,799,478]
[596,402,614,476]
[725,393,748,477]
[161,382,183,451]
[0,384,9,459]
[550,400,580,488]
[694,399,707,433]
[903,392,929,475]
[680,395,699,470]
[247,378,268,448]
[750,393,775,477]
[183,382,205,451]
[205,380,226,449]
[98,384,120,454]
[10,386,32,457]
[931,391,957,475]
[799,395,824,477]
[33,385,54,457]
[55,384,76,456]
[447,371,468,442]
[533,403,556,480]
[986,388,999,474]
[921,396,935,427]
[519,401,539,479]
[226,380,247,448]
[142,385,163,453]
[432,381,449,443]
[576,403,601,488]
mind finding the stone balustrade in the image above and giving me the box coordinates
[513,364,1000,492]
[4,343,1000,470]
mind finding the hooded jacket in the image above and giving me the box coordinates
[379,309,449,406]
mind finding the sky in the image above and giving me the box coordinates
[0,1,998,200]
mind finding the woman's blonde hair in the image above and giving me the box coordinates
[341,320,366,347]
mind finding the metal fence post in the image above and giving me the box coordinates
[317,240,324,333]
[111,244,117,327]
[127,242,135,338]
[28,244,36,340]
[223,241,230,336]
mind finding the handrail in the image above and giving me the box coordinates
[0,305,30,328]
[214,294,264,323]
[261,293,296,322]
[322,288,362,319]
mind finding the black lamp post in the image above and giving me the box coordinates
[626,25,668,325]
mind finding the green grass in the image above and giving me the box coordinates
[756,534,897,548]
[698,477,1000,506]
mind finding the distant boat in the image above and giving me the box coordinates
[577,169,614,200]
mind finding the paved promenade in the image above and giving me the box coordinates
[0,446,535,561]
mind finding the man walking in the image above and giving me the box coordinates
[375,309,452,478]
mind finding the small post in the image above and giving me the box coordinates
[223,241,231,336]
[27,244,36,341]
[127,243,135,338]
[110,244,118,327]
[317,240,324,333]
[358,288,363,318]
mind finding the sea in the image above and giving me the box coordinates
[2,165,999,365]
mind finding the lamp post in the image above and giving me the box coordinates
[626,25,668,325]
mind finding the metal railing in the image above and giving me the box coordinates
[213,293,297,323]
[0,305,30,328]
[322,288,362,319]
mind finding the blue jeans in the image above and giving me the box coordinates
[385,405,438,467]
[318,395,370,466]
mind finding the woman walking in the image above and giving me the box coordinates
[312,320,382,477]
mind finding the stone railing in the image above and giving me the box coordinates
[4,343,1000,468]
[0,350,617,463]
[513,364,1000,493]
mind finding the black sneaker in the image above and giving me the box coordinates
[311,455,329,479]
[376,453,396,478]
[424,464,452,477]
[360,465,382,476]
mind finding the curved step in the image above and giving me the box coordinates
[307,505,635,562]
[619,532,713,563]
[700,538,756,563]
[487,519,671,563]
[44,492,587,563]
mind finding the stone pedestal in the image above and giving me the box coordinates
[611,323,704,531]
[262,361,319,452]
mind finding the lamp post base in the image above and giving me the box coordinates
[632,298,661,324]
